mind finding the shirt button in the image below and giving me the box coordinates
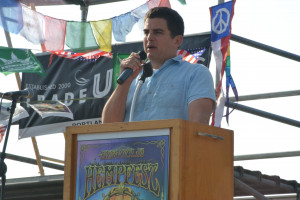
[148,91,152,94]
[145,108,148,111]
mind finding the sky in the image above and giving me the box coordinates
[0,0,299,188]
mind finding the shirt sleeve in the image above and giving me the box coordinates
[187,65,216,104]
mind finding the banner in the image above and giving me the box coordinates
[19,54,113,138]
[19,33,212,139]
[0,46,45,76]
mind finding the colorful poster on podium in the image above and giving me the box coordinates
[75,129,169,200]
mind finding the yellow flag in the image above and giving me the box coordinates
[90,19,112,52]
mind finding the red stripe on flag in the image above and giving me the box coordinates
[49,49,113,60]
[177,49,197,64]
[0,126,6,143]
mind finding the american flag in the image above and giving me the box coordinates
[0,126,6,143]
[50,49,113,62]
[177,48,206,63]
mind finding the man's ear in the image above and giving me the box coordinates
[174,35,183,48]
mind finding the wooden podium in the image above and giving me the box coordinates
[64,119,233,200]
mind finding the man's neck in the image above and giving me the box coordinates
[151,54,177,69]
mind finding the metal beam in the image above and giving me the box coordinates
[80,5,89,22]
[235,178,270,200]
[229,90,300,102]
[4,153,64,171]
[229,101,300,128]
[235,151,300,161]
[19,0,128,6]
[231,34,300,62]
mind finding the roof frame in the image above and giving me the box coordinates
[19,0,128,6]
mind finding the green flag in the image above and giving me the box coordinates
[113,53,130,89]
[65,22,99,52]
[0,46,45,76]
[177,0,186,5]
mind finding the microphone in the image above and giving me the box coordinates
[117,50,147,85]
[4,88,34,99]
[140,61,153,82]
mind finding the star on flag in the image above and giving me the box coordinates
[177,48,206,64]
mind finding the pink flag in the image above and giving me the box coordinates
[148,0,171,9]
[44,16,67,51]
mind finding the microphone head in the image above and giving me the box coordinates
[24,88,34,98]
[142,61,153,78]
[138,50,147,61]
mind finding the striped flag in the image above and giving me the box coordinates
[210,0,237,126]
[177,48,206,64]
[50,49,113,62]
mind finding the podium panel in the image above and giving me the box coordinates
[64,119,233,200]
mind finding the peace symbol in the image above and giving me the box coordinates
[212,8,230,34]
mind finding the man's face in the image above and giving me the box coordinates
[143,18,182,68]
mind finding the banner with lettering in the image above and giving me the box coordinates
[19,54,113,138]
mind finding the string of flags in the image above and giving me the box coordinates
[0,0,172,53]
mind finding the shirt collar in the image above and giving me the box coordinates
[152,55,183,77]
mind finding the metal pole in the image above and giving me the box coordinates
[4,153,64,171]
[235,178,270,200]
[231,34,300,62]
[235,151,300,161]
[229,90,300,102]
[229,101,300,128]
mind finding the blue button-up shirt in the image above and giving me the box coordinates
[124,55,216,122]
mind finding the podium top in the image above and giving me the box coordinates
[66,119,233,136]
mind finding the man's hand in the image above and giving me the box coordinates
[120,52,144,82]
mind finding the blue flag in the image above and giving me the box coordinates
[0,0,23,34]
[210,0,234,42]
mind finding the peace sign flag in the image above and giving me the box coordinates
[210,0,238,126]
[210,1,235,42]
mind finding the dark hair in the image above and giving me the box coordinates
[144,7,184,38]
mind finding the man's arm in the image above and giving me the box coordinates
[188,98,215,125]
[101,82,131,123]
[102,52,143,123]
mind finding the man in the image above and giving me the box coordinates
[102,7,216,124]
